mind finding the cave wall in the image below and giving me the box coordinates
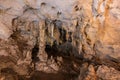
[0,0,120,79]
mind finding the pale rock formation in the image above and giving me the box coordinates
[0,0,120,80]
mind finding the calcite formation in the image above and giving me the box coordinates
[0,0,120,80]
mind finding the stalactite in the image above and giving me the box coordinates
[0,0,120,79]
[51,23,54,38]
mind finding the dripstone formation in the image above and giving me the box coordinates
[0,0,120,80]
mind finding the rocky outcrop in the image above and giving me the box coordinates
[97,65,120,80]
[0,0,120,80]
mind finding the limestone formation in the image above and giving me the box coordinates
[0,0,120,80]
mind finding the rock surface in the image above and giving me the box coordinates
[0,0,120,80]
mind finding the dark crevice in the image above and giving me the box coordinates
[68,32,72,42]
[59,28,67,43]
[45,41,59,60]
[31,44,40,63]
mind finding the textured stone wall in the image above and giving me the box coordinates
[0,0,120,80]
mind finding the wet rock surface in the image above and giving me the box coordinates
[0,0,120,80]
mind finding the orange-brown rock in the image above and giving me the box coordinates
[0,0,120,80]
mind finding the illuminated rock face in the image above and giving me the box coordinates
[92,0,120,58]
[0,0,120,79]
